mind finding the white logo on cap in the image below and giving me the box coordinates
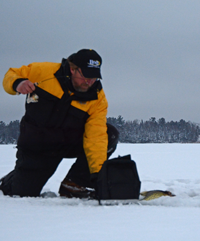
[88,60,100,68]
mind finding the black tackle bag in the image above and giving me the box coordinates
[97,155,141,200]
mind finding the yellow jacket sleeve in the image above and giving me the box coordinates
[3,65,32,95]
[83,90,108,174]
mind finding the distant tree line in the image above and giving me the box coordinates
[107,116,200,143]
[0,117,199,144]
[0,120,20,144]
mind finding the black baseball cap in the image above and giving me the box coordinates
[68,49,102,79]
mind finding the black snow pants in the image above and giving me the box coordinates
[0,123,119,197]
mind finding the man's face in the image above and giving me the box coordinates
[70,68,96,92]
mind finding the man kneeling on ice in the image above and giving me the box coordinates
[0,49,119,198]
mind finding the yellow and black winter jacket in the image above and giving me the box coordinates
[3,59,108,174]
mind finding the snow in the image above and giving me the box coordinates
[1,143,200,240]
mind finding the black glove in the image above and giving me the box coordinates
[90,172,99,199]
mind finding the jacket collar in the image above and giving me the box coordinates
[54,58,102,101]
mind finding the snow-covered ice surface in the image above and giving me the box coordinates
[1,143,200,241]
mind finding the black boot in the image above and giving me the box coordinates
[0,170,15,196]
[59,178,95,199]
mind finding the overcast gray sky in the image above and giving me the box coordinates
[1,0,200,123]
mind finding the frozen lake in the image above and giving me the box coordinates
[0,143,200,241]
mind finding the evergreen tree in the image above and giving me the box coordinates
[107,116,199,143]
[0,117,199,144]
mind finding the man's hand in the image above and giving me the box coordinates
[16,80,36,94]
